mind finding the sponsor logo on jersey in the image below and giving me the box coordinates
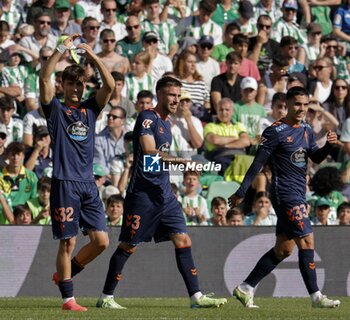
[142,119,153,129]
[67,121,89,141]
[290,147,307,167]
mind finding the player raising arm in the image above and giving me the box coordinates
[39,33,115,312]
[228,86,340,309]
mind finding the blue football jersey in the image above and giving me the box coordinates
[237,119,319,203]
[42,96,100,181]
[127,109,173,200]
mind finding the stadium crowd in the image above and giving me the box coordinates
[0,0,350,226]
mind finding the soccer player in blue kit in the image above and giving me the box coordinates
[228,87,341,309]
[39,34,115,311]
[96,76,227,309]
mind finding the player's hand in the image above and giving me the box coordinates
[63,33,81,49]
[76,42,97,59]
[326,130,338,145]
[228,194,243,209]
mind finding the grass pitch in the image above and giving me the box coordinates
[0,297,348,320]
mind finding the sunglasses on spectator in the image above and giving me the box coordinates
[334,85,348,90]
[314,65,328,71]
[126,25,139,31]
[259,24,271,30]
[107,114,124,120]
[104,8,117,12]
[88,26,100,30]
[103,38,116,43]
[40,56,50,61]
[38,20,51,25]
[326,45,337,50]
[288,45,298,50]
[200,44,213,50]
[0,133,6,140]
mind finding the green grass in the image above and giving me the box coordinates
[0,297,348,320]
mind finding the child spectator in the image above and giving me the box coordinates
[313,197,336,225]
[226,207,245,226]
[181,170,209,225]
[13,204,33,224]
[27,176,51,225]
[245,191,277,226]
[337,202,350,225]
[209,196,227,226]
[106,194,124,226]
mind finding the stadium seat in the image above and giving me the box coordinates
[206,181,241,213]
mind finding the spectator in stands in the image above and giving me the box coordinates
[81,17,102,54]
[0,142,38,207]
[0,0,25,35]
[204,98,250,174]
[259,92,287,134]
[181,170,210,225]
[271,0,307,45]
[124,51,155,103]
[13,204,33,224]
[333,1,350,54]
[24,125,53,178]
[211,0,238,28]
[254,0,281,24]
[143,0,177,58]
[106,194,124,226]
[93,163,109,200]
[297,23,322,68]
[248,15,279,78]
[176,0,223,46]
[337,202,350,225]
[0,96,23,147]
[279,36,307,75]
[226,207,245,226]
[210,52,243,113]
[313,197,336,225]
[97,29,130,74]
[286,72,307,89]
[99,0,127,42]
[27,176,51,225]
[310,57,333,103]
[209,196,228,226]
[22,109,47,148]
[26,0,55,25]
[0,20,15,50]
[257,55,289,113]
[245,191,277,226]
[142,31,173,83]
[196,35,220,92]
[233,0,257,37]
[116,15,143,63]
[159,0,187,27]
[78,0,103,22]
[50,0,81,37]
[116,132,133,194]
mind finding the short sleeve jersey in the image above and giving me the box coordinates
[41,96,99,181]
[127,109,173,199]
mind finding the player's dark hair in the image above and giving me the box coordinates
[232,33,249,46]
[62,65,86,83]
[38,176,51,192]
[6,141,25,156]
[286,86,309,101]
[211,196,227,208]
[111,71,125,82]
[309,167,345,196]
[13,204,32,218]
[272,92,287,105]
[155,76,182,92]
[137,90,153,101]
[107,194,124,207]
[337,202,350,218]
[226,51,243,63]
[226,207,244,221]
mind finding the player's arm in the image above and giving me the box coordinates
[76,43,115,109]
[40,34,81,104]
[309,130,338,164]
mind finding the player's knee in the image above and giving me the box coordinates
[172,233,192,248]
[60,238,76,254]
[119,242,137,253]
[276,248,293,259]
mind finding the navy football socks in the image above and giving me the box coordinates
[103,246,132,295]
[244,248,282,287]
[59,279,73,299]
[298,249,319,294]
[175,247,201,296]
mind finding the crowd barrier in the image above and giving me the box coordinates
[1,226,349,297]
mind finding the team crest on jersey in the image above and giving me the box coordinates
[142,119,153,129]
[290,147,307,168]
[287,136,293,143]
[159,142,170,153]
[159,126,164,134]
[67,121,89,141]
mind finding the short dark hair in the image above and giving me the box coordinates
[226,207,244,221]
[0,96,15,110]
[107,194,124,207]
[337,202,350,218]
[111,71,125,82]
[100,28,115,39]
[211,196,227,208]
[6,141,25,156]
[272,54,290,68]
[286,86,309,101]
[62,65,86,83]
[224,21,241,34]
[137,90,153,101]
[183,170,200,179]
[144,0,159,5]
[199,0,217,13]
[226,51,243,63]
[272,92,287,105]
[280,36,298,47]
[155,76,182,92]
[232,33,249,46]
[13,204,32,218]
[38,176,51,192]
[257,14,272,24]
[34,12,51,22]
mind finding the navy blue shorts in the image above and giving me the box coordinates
[119,193,187,245]
[50,179,107,240]
[272,199,313,239]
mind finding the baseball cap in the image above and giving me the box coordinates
[239,0,254,19]
[0,124,7,136]
[34,125,49,137]
[142,31,158,42]
[55,0,70,10]
[180,89,192,101]
[306,22,322,34]
[282,0,298,10]
[93,163,109,177]
[198,35,214,46]
[315,197,331,208]
[240,77,258,90]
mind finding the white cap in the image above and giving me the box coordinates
[240,77,258,90]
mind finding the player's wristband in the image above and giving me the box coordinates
[56,44,68,54]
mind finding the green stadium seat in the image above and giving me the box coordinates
[206,181,241,213]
